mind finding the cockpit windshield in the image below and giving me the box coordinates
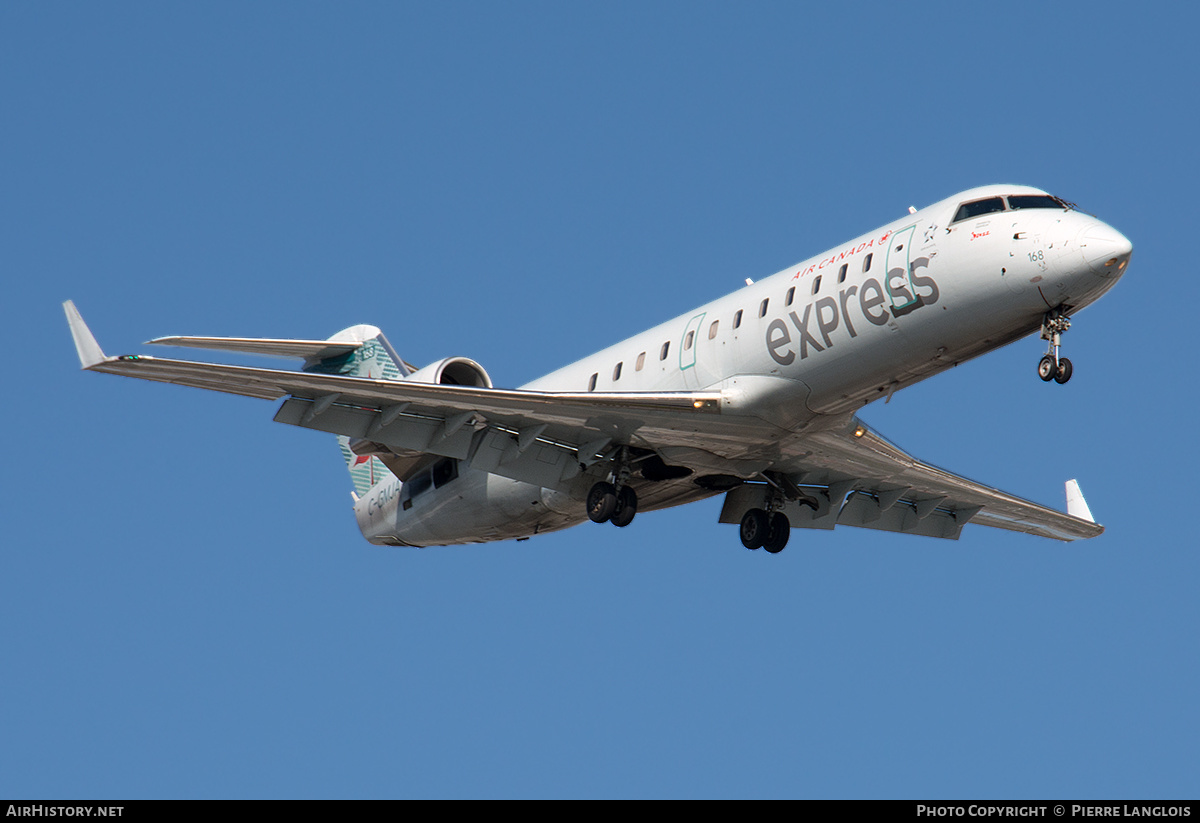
[952,193,1072,224]
[1006,194,1068,211]
[952,197,1005,223]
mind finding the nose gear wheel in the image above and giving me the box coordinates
[1053,357,1072,384]
[1038,308,1074,384]
[1038,355,1056,381]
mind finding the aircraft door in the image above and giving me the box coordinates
[884,225,919,311]
[678,312,706,388]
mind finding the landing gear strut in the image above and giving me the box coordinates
[1038,309,1073,384]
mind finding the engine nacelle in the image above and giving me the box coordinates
[404,357,493,388]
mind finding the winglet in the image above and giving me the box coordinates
[62,300,108,368]
[1065,479,1095,523]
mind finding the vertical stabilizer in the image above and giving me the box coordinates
[304,325,409,496]
[339,435,388,497]
[302,324,410,381]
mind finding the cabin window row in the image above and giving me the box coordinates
[590,340,673,389]
[586,258,875,389]
[806,256,873,297]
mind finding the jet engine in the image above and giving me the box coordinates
[404,357,493,388]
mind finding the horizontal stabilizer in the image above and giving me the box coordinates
[147,335,362,362]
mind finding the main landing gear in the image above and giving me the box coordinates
[739,474,805,553]
[586,447,638,528]
[586,481,637,527]
[739,508,790,553]
[1038,308,1073,384]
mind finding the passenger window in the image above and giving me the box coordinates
[636,352,646,371]
[588,373,597,392]
[786,286,795,306]
[838,264,848,283]
[812,276,822,295]
[759,298,769,318]
[863,253,872,273]
[733,309,743,329]
[660,341,670,360]
[708,320,719,340]
[684,331,694,351]
[952,196,1006,223]
[613,362,622,381]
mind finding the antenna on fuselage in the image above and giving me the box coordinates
[908,206,917,214]
[745,278,754,285]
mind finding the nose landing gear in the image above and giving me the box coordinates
[1038,309,1073,384]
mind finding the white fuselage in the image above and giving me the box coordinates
[356,185,1131,547]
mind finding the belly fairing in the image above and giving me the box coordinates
[357,470,580,547]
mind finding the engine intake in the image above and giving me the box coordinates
[404,357,493,388]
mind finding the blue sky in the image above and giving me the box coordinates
[3,2,1197,799]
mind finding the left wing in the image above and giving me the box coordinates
[808,423,1102,540]
[720,420,1104,542]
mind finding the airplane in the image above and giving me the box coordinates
[64,184,1132,552]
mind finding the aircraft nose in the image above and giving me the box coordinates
[1078,222,1133,277]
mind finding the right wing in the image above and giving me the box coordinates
[64,302,770,489]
